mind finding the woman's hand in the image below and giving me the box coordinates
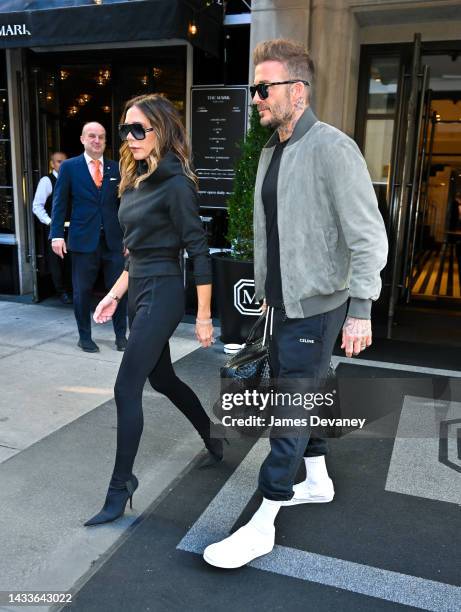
[93,295,118,324]
[195,318,214,348]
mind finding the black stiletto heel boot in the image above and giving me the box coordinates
[198,433,230,469]
[84,475,139,526]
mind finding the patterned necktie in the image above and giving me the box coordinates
[90,159,103,188]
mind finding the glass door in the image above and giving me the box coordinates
[0,51,19,294]
[409,53,461,305]
[28,61,62,301]
[356,35,432,337]
[385,35,433,336]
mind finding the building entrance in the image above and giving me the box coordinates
[357,36,461,341]
[26,45,188,301]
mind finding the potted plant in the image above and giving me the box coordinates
[213,105,271,344]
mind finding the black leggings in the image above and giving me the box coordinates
[111,275,211,484]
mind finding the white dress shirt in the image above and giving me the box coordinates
[32,170,58,226]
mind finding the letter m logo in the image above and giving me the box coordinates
[234,279,262,316]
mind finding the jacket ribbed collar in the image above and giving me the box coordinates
[263,106,318,149]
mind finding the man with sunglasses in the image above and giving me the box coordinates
[50,122,127,353]
[204,39,388,569]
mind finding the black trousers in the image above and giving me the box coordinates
[47,241,72,295]
[111,275,211,484]
[258,302,347,501]
[71,234,127,341]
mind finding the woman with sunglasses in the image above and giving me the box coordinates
[84,94,222,526]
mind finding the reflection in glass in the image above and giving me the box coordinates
[364,119,394,183]
[0,189,14,233]
[0,142,12,185]
[0,94,9,140]
[0,50,6,90]
[116,52,187,126]
[423,54,461,93]
[368,57,399,114]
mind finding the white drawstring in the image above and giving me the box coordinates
[262,306,275,346]
[262,307,270,346]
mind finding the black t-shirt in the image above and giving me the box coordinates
[261,138,290,307]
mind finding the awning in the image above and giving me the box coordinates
[0,0,222,55]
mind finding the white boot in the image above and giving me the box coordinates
[282,456,334,506]
[203,498,280,568]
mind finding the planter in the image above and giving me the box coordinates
[212,252,263,344]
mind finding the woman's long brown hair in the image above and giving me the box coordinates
[118,94,197,195]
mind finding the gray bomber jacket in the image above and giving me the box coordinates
[253,107,388,320]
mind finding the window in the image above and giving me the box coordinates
[0,51,14,234]
[363,56,400,184]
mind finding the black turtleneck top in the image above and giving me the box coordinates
[119,152,211,285]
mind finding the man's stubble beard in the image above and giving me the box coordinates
[260,96,295,131]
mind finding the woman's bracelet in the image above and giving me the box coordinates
[196,318,212,325]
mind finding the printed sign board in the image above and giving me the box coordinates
[191,86,248,209]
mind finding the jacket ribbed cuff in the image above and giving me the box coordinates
[347,297,371,319]
[194,276,212,286]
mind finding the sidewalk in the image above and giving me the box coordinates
[0,299,224,609]
[0,299,460,612]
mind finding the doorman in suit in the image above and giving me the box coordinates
[50,122,128,353]
[32,151,72,304]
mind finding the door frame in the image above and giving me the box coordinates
[355,37,461,337]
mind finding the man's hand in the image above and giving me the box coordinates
[51,239,67,259]
[260,298,267,313]
[341,316,372,358]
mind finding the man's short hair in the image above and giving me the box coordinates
[253,38,315,85]
[50,151,66,161]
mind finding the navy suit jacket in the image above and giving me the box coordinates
[50,154,123,253]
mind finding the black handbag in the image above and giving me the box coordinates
[213,312,272,434]
[214,310,341,438]
[220,311,272,387]
[219,311,338,389]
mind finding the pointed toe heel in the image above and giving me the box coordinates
[84,475,138,527]
[198,436,229,469]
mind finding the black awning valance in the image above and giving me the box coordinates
[0,0,221,55]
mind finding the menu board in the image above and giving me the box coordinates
[191,86,248,209]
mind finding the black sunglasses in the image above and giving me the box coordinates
[118,123,154,141]
[249,80,310,100]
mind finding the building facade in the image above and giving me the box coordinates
[251,0,461,333]
[1,0,461,338]
[0,0,223,298]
